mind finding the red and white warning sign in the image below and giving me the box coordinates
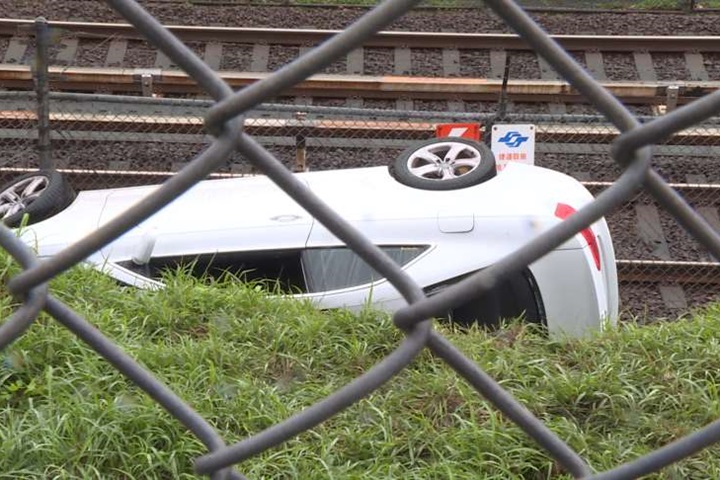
[491,124,536,171]
[435,123,481,141]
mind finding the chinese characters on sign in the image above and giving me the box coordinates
[491,124,536,171]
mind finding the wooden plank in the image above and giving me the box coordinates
[635,204,671,260]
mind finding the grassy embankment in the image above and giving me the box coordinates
[1,259,720,478]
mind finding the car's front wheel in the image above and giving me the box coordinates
[390,137,497,190]
[0,170,75,227]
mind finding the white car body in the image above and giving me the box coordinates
[18,163,618,338]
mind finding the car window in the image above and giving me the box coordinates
[118,249,307,292]
[302,246,426,293]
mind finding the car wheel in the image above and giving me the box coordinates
[390,137,496,190]
[0,170,76,227]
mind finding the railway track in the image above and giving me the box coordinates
[1,19,719,108]
[0,65,716,105]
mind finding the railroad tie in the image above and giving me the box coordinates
[536,53,567,115]
[104,39,127,67]
[635,203,688,312]
[584,51,607,81]
[155,50,173,69]
[3,36,29,64]
[633,51,657,82]
[295,47,314,107]
[55,38,79,66]
[686,174,720,261]
[250,44,270,72]
[394,47,411,76]
[684,52,709,81]
[203,42,223,71]
[346,48,364,75]
[489,50,507,80]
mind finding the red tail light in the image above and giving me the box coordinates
[554,203,601,271]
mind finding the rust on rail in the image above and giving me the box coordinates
[0,65,716,103]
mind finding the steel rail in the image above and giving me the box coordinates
[0,65,716,103]
[1,18,719,52]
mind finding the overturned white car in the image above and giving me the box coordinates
[2,137,618,338]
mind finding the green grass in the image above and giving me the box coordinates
[2,260,720,478]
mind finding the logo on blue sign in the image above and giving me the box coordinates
[498,131,529,148]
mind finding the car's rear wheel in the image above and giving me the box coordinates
[390,137,496,190]
[0,170,75,227]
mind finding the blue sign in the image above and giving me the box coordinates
[497,131,529,148]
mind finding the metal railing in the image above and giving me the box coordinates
[2,0,720,478]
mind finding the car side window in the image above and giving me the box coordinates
[118,249,307,292]
[302,246,426,293]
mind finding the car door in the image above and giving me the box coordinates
[97,175,315,277]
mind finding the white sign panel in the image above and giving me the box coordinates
[491,124,536,171]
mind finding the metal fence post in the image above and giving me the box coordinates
[34,16,53,171]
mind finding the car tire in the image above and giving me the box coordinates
[0,170,76,227]
[390,137,496,190]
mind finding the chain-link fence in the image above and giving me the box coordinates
[3,0,720,477]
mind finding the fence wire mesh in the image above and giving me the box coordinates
[3,0,720,478]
